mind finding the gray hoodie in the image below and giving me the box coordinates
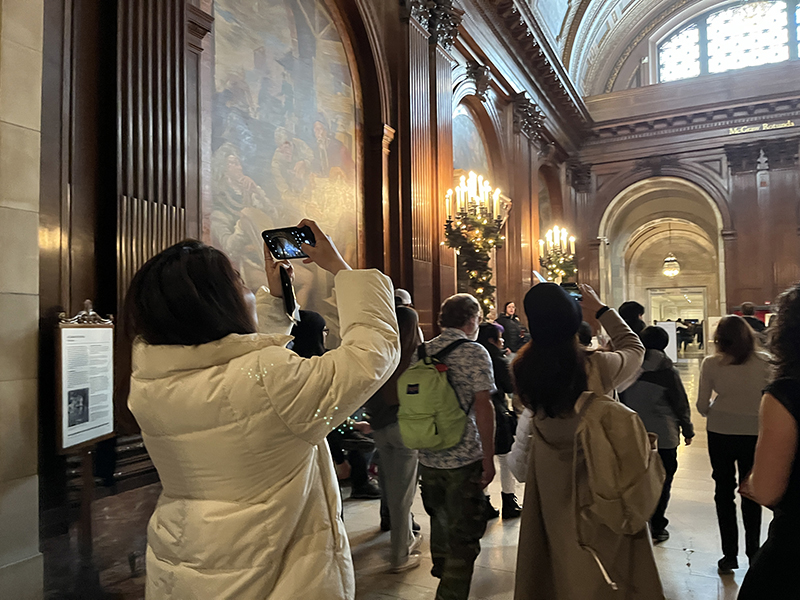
[620,349,694,449]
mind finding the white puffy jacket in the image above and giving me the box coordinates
[128,269,399,600]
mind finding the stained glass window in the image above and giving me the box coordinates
[657,0,799,83]
[707,2,789,73]
[659,24,701,82]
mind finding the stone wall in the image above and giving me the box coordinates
[0,0,44,597]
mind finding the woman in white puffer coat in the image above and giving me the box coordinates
[123,219,400,600]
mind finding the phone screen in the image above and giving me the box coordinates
[262,227,316,260]
[560,283,582,301]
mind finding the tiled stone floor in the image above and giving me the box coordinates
[44,358,770,599]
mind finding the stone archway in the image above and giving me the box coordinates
[598,176,726,314]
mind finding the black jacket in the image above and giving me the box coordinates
[496,315,530,353]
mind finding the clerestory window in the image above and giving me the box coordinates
[658,1,800,83]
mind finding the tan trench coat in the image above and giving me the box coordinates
[128,269,399,600]
[513,310,665,600]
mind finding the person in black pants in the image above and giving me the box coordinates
[620,326,694,543]
[738,283,800,599]
[697,316,771,574]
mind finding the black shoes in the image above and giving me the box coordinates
[484,495,500,520]
[380,514,421,532]
[717,556,739,574]
[486,494,523,520]
[501,493,522,519]
[652,529,670,544]
[351,479,382,499]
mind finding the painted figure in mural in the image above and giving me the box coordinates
[211,143,275,269]
[272,127,314,198]
[312,114,355,183]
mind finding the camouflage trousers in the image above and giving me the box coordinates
[420,460,488,600]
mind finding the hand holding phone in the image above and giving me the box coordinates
[262,226,316,260]
[295,219,351,275]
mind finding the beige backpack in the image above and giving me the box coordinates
[573,391,665,588]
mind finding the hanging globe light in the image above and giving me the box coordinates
[662,253,681,277]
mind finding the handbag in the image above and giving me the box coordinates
[493,394,517,455]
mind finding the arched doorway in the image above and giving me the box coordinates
[598,176,727,318]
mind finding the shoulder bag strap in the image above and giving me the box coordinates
[432,338,474,361]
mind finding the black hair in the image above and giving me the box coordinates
[122,240,256,346]
[640,326,669,351]
[291,310,327,358]
[477,322,502,347]
[513,338,588,418]
[768,284,800,380]
[577,322,593,347]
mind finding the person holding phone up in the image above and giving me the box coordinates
[123,219,400,600]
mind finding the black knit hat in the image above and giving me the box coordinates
[523,283,582,346]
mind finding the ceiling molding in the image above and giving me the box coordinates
[561,0,592,71]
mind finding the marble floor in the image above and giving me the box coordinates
[43,358,768,599]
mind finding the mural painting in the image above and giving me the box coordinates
[452,105,490,177]
[211,0,359,344]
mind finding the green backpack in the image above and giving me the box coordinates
[397,339,474,451]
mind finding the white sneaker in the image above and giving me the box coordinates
[389,552,422,574]
[409,531,423,555]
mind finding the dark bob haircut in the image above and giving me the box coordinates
[714,315,755,365]
[122,240,257,346]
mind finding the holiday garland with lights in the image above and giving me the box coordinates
[444,214,505,317]
[538,246,577,281]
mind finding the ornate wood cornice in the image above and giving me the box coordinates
[489,0,587,124]
[587,99,800,145]
[186,4,213,53]
[408,0,463,49]
[465,60,491,101]
[513,92,545,142]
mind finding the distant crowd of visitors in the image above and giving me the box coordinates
[119,220,799,599]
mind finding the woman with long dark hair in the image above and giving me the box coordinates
[696,315,770,574]
[738,284,800,598]
[122,220,399,600]
[511,283,662,600]
[364,306,424,571]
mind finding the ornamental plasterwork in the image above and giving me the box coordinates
[465,60,491,100]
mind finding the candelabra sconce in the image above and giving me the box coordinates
[444,171,511,316]
[538,226,577,283]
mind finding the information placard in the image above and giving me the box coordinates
[656,321,679,363]
[57,301,115,453]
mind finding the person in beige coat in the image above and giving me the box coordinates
[509,283,664,600]
[123,220,400,600]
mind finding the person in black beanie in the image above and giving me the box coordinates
[509,283,660,599]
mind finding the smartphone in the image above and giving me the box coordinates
[262,226,316,260]
[279,265,300,323]
[532,271,548,284]
[561,282,582,301]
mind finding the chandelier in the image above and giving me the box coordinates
[444,172,511,316]
[662,223,680,277]
[538,226,577,282]
[662,253,681,277]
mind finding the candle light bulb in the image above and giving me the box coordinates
[569,236,576,255]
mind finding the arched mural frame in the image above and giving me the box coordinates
[596,174,729,313]
[321,0,394,268]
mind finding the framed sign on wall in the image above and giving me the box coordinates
[56,300,115,453]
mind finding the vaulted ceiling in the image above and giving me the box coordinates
[528,0,709,96]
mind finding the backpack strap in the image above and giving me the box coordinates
[432,338,474,361]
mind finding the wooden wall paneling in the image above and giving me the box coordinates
[766,165,800,300]
[409,17,435,334]
[435,44,456,303]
